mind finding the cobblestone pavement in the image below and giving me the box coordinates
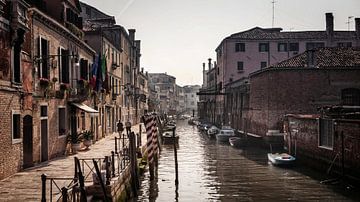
[0,124,145,202]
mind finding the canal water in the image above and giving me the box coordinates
[133,120,359,201]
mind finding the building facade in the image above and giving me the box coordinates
[247,47,360,136]
[0,0,100,180]
[148,73,176,115]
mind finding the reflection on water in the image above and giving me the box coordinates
[134,120,359,202]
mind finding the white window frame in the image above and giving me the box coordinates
[12,110,22,144]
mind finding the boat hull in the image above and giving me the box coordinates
[267,153,296,166]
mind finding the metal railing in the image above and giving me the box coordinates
[41,132,133,201]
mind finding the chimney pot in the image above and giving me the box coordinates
[355,18,360,39]
[208,58,212,70]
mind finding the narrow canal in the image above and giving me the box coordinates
[133,120,359,201]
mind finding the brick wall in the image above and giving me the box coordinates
[285,116,360,178]
[248,68,360,136]
[0,91,22,180]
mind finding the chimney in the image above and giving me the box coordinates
[208,58,212,70]
[202,63,206,72]
[326,13,334,38]
[214,61,217,69]
[356,18,360,39]
[128,29,135,41]
[141,67,144,73]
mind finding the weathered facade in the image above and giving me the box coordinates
[285,114,360,180]
[213,13,360,127]
[0,0,31,180]
[148,73,176,115]
[247,47,360,136]
[0,0,99,180]
[80,1,145,136]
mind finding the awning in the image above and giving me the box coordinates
[71,103,99,114]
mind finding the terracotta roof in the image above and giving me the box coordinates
[270,47,360,68]
[228,27,357,40]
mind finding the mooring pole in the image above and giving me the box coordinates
[341,131,345,178]
[172,127,179,185]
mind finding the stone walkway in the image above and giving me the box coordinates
[0,124,145,202]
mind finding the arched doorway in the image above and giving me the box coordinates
[23,115,33,168]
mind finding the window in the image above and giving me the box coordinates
[80,59,88,80]
[38,37,49,79]
[306,42,325,50]
[341,88,360,106]
[319,118,333,148]
[13,44,21,83]
[237,61,244,71]
[259,43,269,52]
[337,42,352,48]
[12,111,21,140]
[59,107,66,136]
[59,48,69,83]
[40,106,47,117]
[261,62,267,69]
[278,43,287,52]
[235,43,245,52]
[289,43,299,51]
[81,111,85,130]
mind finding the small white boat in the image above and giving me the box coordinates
[216,127,235,142]
[267,153,296,166]
[207,126,219,138]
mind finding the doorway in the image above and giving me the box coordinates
[23,115,33,168]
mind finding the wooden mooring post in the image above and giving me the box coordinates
[172,127,179,185]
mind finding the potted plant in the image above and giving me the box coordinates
[67,132,83,153]
[83,130,94,148]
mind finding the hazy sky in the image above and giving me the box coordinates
[81,0,360,86]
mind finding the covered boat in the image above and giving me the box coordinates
[207,126,219,138]
[216,127,235,142]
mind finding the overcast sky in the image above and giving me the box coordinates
[81,0,360,86]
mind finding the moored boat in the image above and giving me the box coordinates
[162,131,179,144]
[207,126,219,138]
[216,127,235,142]
[267,153,296,166]
[229,137,246,147]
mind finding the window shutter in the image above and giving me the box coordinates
[37,37,41,78]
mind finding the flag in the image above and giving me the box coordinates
[101,54,109,91]
[90,54,99,89]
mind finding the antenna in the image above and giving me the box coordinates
[346,16,354,31]
[271,0,276,28]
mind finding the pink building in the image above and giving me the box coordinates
[214,13,360,126]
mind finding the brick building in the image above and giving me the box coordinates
[247,47,360,137]
[0,0,100,180]
[212,13,360,127]
[0,0,31,180]
[285,113,360,180]
[81,1,144,129]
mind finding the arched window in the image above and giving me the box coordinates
[341,88,360,106]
